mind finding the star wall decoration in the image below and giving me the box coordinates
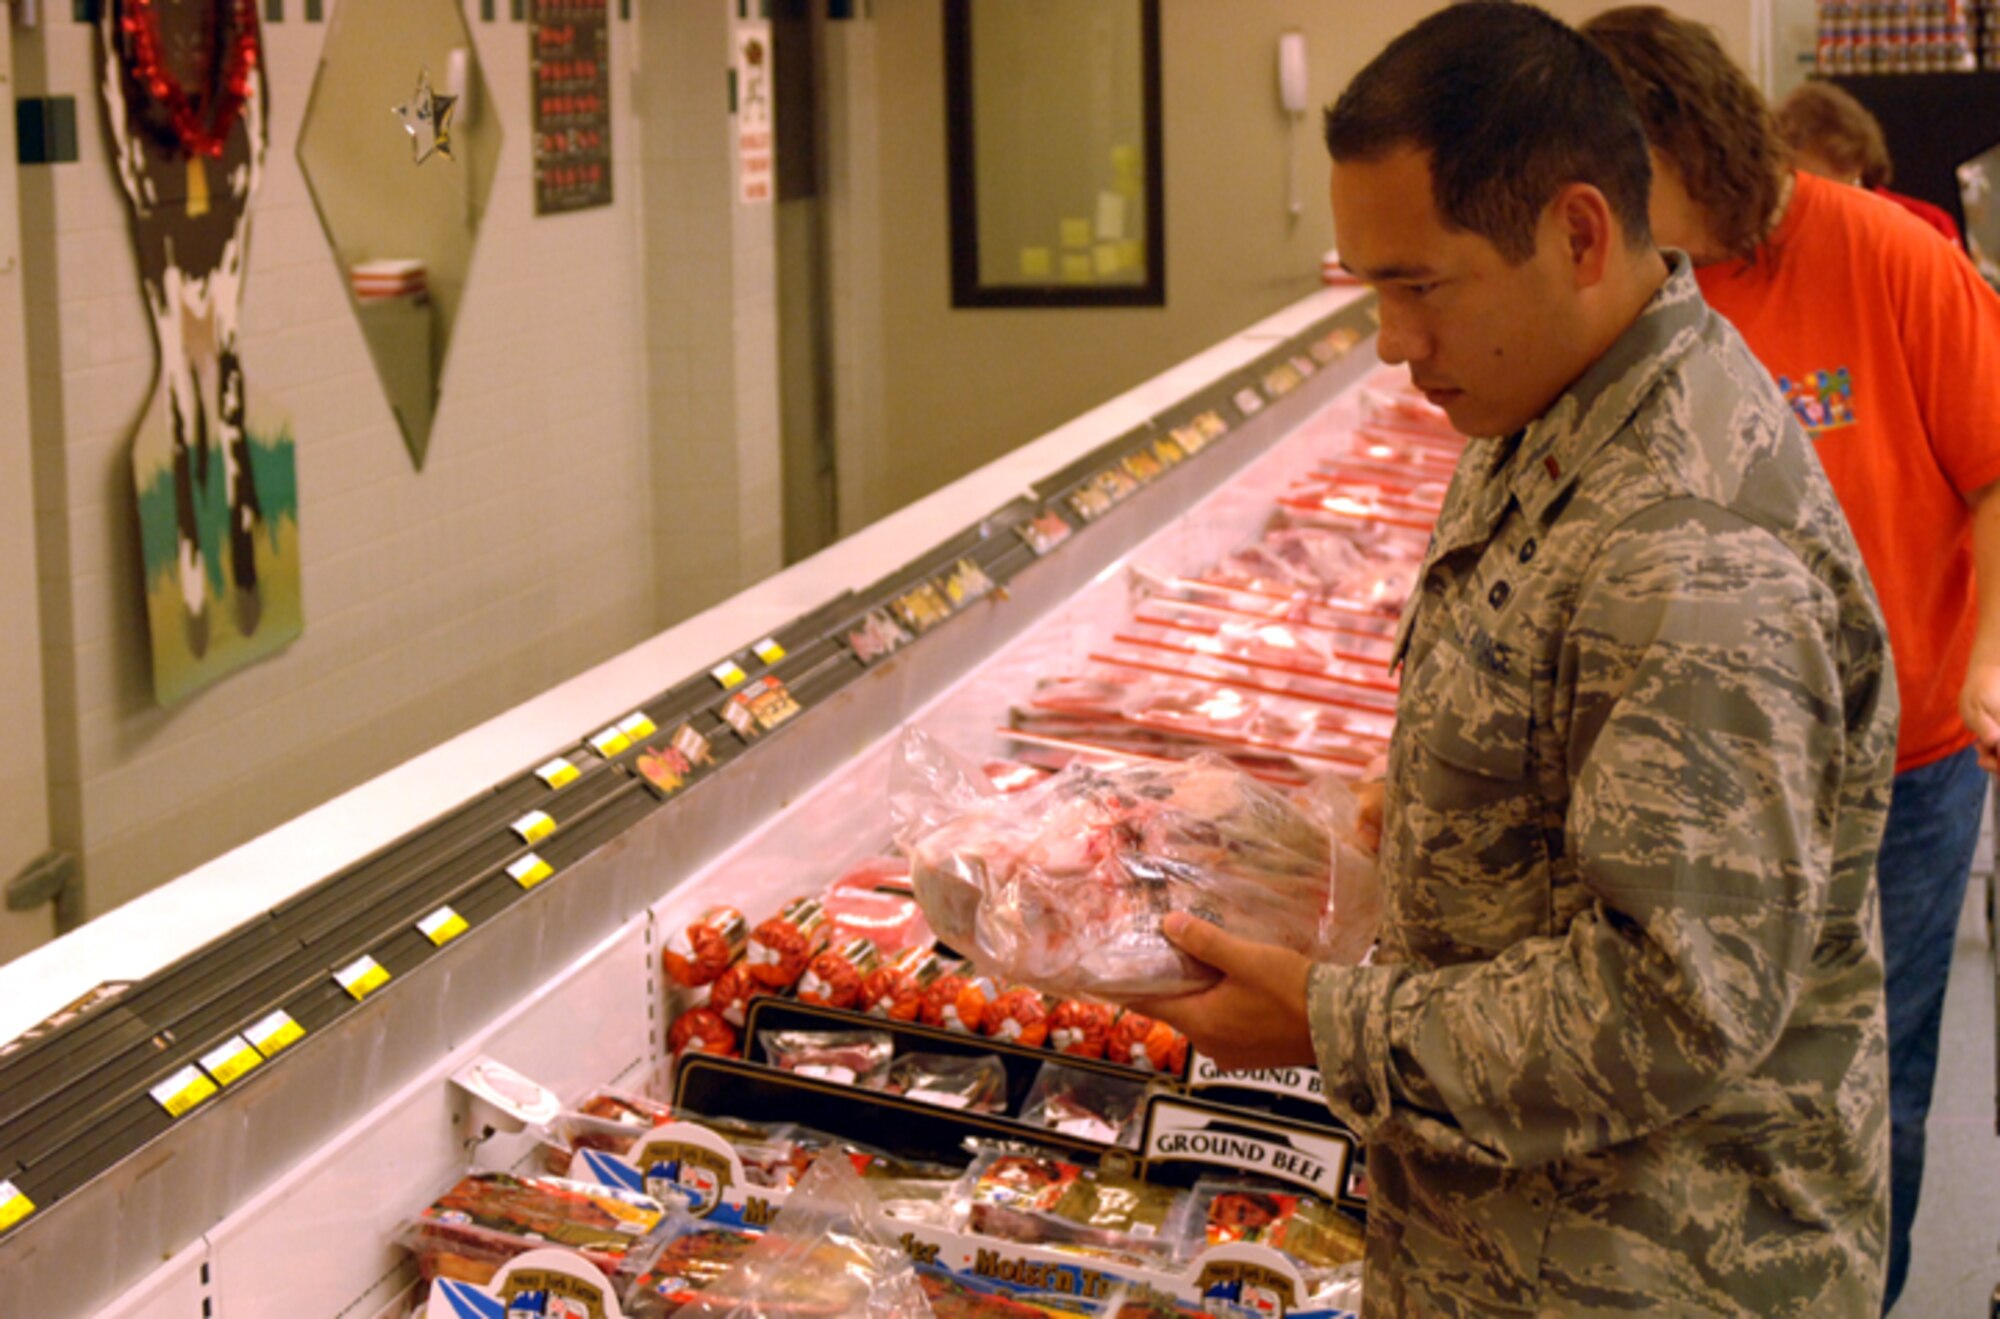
[393,69,457,165]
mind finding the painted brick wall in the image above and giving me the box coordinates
[18,3,662,922]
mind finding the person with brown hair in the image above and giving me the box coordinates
[1775,81,1961,242]
[1586,9,2000,1312]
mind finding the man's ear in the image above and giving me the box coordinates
[1551,182,1615,288]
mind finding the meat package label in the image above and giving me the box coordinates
[1187,1053,1325,1103]
[1143,1097,1352,1203]
[1017,511,1074,556]
[1233,386,1266,419]
[424,1247,627,1319]
[579,1120,742,1219]
[846,608,914,663]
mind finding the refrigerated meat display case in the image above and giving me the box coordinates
[0,282,1398,1318]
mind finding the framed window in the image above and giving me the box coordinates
[945,0,1165,308]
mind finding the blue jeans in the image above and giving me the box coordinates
[1878,745,1988,1314]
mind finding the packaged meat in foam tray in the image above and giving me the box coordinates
[876,1050,1009,1113]
[821,859,934,957]
[892,730,1337,1001]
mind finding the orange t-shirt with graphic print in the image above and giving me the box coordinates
[1697,170,2000,773]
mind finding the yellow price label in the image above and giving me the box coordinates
[418,906,470,947]
[199,1036,263,1087]
[617,712,658,741]
[589,727,631,758]
[334,955,391,1001]
[246,1010,305,1059]
[711,661,748,690]
[0,1182,34,1231]
[535,757,581,790]
[509,853,555,889]
[753,637,786,665]
[150,1064,219,1118]
[511,810,556,845]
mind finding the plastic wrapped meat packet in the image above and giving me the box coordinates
[757,1029,894,1086]
[746,896,831,989]
[860,944,949,1021]
[794,937,882,1010]
[875,1051,1009,1113]
[624,1225,765,1318]
[920,969,998,1034]
[960,1151,1184,1266]
[704,962,762,1030]
[662,906,750,988]
[982,987,1051,1047]
[544,1089,675,1175]
[1019,1062,1148,1148]
[1106,1011,1188,1076]
[668,1007,739,1059]
[892,730,1336,1002]
[1047,1000,1118,1060]
[1185,1180,1365,1271]
[400,1172,670,1287]
[665,1145,935,1318]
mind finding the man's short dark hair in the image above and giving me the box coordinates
[1324,1,1654,263]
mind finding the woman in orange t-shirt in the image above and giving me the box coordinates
[1588,12,2000,1314]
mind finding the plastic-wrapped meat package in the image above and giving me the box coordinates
[982,987,1051,1047]
[746,897,831,990]
[703,963,762,1030]
[893,731,1336,1001]
[1047,1000,1118,1059]
[400,1173,670,1287]
[1185,1180,1366,1270]
[920,969,997,1033]
[1359,375,1459,439]
[916,1270,1088,1316]
[663,1151,935,1319]
[668,1007,739,1060]
[544,1089,675,1175]
[961,1152,1183,1266]
[821,856,935,956]
[625,1226,764,1318]
[663,907,750,988]
[795,938,883,1010]
[1019,1062,1149,1147]
[875,1051,1009,1113]
[758,1029,894,1087]
[860,945,948,1021]
[1294,772,1383,966]
[1105,1011,1188,1075]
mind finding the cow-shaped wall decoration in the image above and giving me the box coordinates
[99,0,302,707]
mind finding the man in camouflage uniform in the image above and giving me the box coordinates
[1142,7,1896,1315]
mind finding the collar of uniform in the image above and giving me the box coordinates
[1506,252,1705,527]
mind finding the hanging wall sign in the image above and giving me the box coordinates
[99,0,305,707]
[532,0,613,214]
[734,20,774,204]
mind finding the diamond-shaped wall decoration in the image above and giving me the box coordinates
[297,0,502,469]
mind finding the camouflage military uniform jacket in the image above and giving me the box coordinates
[1308,256,1896,1317]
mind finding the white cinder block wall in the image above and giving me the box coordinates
[11,0,775,935]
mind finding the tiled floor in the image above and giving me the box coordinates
[1894,824,2000,1316]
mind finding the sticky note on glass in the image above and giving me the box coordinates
[1021,246,1053,279]
[1062,254,1094,283]
[1093,243,1123,278]
[1060,217,1092,250]
[1118,239,1145,270]
[1095,191,1126,240]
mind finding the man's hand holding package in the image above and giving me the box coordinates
[1133,913,1318,1071]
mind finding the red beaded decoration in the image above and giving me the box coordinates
[117,0,262,159]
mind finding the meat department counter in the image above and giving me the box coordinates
[0,281,1455,1319]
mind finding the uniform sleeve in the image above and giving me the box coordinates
[1308,501,1853,1167]
[1889,213,2000,498]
